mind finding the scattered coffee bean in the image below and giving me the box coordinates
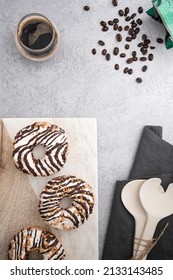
[116,33,122,42]
[114,24,118,31]
[115,64,119,70]
[133,56,138,61]
[132,23,137,28]
[145,39,151,44]
[140,57,147,61]
[119,10,124,16]
[132,51,136,57]
[124,67,129,73]
[102,26,109,32]
[125,16,131,21]
[98,40,105,46]
[113,18,119,24]
[136,77,142,83]
[128,68,133,74]
[113,47,119,55]
[126,36,132,42]
[125,44,130,50]
[143,44,149,49]
[138,42,143,47]
[135,27,140,34]
[124,25,129,31]
[112,0,118,7]
[140,47,145,53]
[131,13,137,19]
[100,21,107,27]
[131,34,136,40]
[118,26,123,32]
[142,49,148,55]
[126,58,133,64]
[142,34,147,41]
[102,49,107,55]
[129,28,135,35]
[157,38,164,43]
[150,46,155,49]
[106,53,111,61]
[131,20,135,24]
[124,7,130,16]
[148,53,154,61]
[84,6,90,11]
[108,20,114,26]
[136,19,143,25]
[92,48,96,55]
[120,53,126,58]
[142,65,148,72]
[138,7,143,14]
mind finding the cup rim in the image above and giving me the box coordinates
[16,13,56,54]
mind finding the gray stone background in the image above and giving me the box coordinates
[1,0,173,258]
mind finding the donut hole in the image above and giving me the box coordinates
[60,196,73,209]
[28,251,43,260]
[33,144,46,160]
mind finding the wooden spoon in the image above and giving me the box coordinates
[121,180,147,257]
[137,178,173,259]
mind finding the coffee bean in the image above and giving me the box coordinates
[157,38,164,43]
[92,48,96,55]
[126,58,133,64]
[125,44,130,50]
[132,51,136,57]
[108,20,114,26]
[102,49,107,55]
[102,26,109,32]
[150,46,155,49]
[140,57,147,61]
[138,7,143,14]
[143,44,149,49]
[135,27,140,34]
[137,19,142,25]
[140,47,145,53]
[128,68,133,74]
[125,16,131,21]
[131,13,137,19]
[126,36,132,42]
[124,25,129,31]
[142,65,148,72]
[132,23,137,28]
[84,6,90,11]
[114,24,118,31]
[112,0,118,7]
[142,49,148,55]
[148,53,154,61]
[133,56,138,61]
[113,47,119,55]
[98,40,105,46]
[120,53,126,58]
[116,33,122,42]
[106,53,111,61]
[131,20,135,25]
[128,28,135,35]
[118,26,123,32]
[100,21,107,27]
[115,64,119,70]
[136,77,142,83]
[138,42,143,47]
[124,7,130,16]
[119,10,124,16]
[131,34,136,40]
[124,67,129,73]
[113,18,119,24]
[142,34,147,41]
[144,39,151,44]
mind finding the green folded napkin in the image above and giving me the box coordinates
[147,0,173,49]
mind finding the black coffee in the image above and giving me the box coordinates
[20,20,53,50]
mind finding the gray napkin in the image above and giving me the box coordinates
[102,126,173,260]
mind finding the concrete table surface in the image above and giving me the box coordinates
[1,0,173,258]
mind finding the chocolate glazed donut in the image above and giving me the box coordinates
[12,122,68,176]
[39,176,94,230]
[8,227,65,260]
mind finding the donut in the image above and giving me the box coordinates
[8,227,65,260]
[12,122,68,176]
[39,176,94,230]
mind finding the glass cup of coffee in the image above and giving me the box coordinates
[15,13,59,61]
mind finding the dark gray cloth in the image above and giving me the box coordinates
[102,126,173,260]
